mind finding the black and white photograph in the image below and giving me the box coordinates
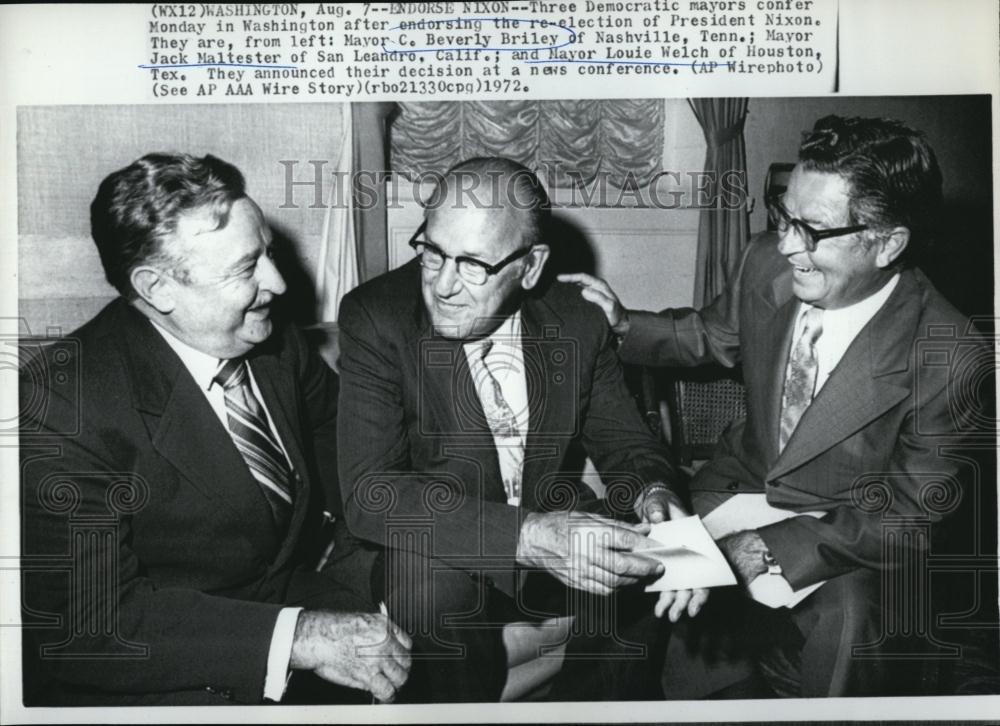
[12,94,998,711]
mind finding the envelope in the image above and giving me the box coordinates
[640,515,738,592]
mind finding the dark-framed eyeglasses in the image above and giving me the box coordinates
[766,195,868,251]
[407,221,533,286]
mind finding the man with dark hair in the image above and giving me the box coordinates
[20,153,411,706]
[562,116,985,696]
[337,157,707,702]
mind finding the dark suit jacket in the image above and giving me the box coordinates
[20,299,352,705]
[619,234,983,590]
[336,260,676,598]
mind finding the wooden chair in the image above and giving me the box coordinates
[636,364,748,468]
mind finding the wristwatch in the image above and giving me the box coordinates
[762,551,782,576]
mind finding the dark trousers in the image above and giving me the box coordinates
[758,568,884,697]
[373,548,669,703]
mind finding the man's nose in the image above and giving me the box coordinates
[258,253,287,295]
[432,259,462,297]
[776,227,809,257]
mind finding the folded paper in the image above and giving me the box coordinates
[641,515,738,592]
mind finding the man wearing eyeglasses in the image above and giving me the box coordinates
[336,157,707,702]
[562,116,985,696]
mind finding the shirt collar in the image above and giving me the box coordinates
[464,311,522,355]
[149,319,226,392]
[799,272,900,333]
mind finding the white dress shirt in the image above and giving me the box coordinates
[792,273,900,394]
[150,321,301,702]
[463,312,529,505]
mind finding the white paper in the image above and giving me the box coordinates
[701,492,826,539]
[640,516,737,592]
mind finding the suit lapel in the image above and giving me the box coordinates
[768,271,918,480]
[403,288,574,507]
[743,268,798,464]
[758,296,799,463]
[116,303,279,556]
[248,350,313,563]
[520,295,572,508]
[407,306,507,503]
[151,380,280,552]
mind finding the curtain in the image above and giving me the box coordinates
[390,100,664,188]
[351,102,397,282]
[315,104,359,322]
[688,98,750,306]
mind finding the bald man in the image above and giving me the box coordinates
[337,157,707,702]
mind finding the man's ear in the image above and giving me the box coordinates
[520,244,550,291]
[875,226,910,268]
[130,266,176,314]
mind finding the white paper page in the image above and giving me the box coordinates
[640,515,737,591]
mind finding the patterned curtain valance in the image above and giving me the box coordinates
[389,100,664,189]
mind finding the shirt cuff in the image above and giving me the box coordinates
[263,607,304,702]
[748,572,826,609]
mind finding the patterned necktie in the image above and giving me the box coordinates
[469,340,524,506]
[779,307,824,452]
[213,359,294,529]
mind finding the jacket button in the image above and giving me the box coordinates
[726,482,739,491]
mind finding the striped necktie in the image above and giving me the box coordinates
[213,358,294,529]
[779,306,824,452]
[469,340,524,506]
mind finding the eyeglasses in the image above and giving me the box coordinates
[407,221,532,286]
[766,195,868,251]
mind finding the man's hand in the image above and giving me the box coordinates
[517,511,663,595]
[634,484,687,524]
[634,485,710,622]
[718,529,770,586]
[289,610,412,703]
[556,273,630,336]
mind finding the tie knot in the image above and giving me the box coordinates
[214,358,248,390]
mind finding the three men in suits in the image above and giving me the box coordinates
[336,157,707,702]
[20,153,410,705]
[562,116,985,696]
